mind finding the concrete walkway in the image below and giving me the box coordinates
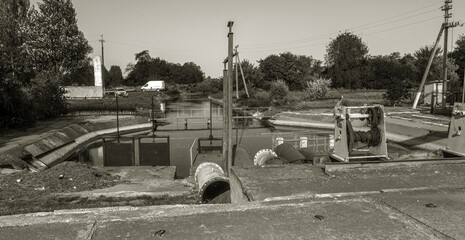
[1,188,463,239]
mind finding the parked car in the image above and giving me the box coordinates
[141,80,165,91]
[114,88,128,97]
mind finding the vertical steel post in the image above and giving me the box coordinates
[222,66,228,171]
[116,95,120,143]
[209,97,213,143]
[227,22,234,177]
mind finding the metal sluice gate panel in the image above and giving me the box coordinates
[139,136,170,166]
[103,137,135,166]
[102,136,170,167]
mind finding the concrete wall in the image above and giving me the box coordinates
[230,168,250,203]
[65,86,103,99]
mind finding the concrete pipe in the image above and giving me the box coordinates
[254,149,278,166]
[274,143,306,164]
[232,144,252,167]
[194,162,230,204]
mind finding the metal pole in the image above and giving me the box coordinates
[209,97,213,142]
[235,56,239,99]
[151,95,155,136]
[226,21,234,177]
[222,66,228,171]
[116,95,120,138]
[412,24,444,109]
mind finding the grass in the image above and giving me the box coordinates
[284,89,388,110]
[67,91,172,115]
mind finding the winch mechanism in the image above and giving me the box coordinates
[443,102,465,158]
[330,104,388,162]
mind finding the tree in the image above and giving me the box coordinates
[413,46,443,84]
[0,0,36,129]
[25,0,92,75]
[107,65,124,87]
[258,52,322,90]
[63,59,94,86]
[450,35,465,81]
[0,0,34,82]
[233,59,263,90]
[125,50,205,86]
[325,32,368,89]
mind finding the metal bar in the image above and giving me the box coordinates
[348,155,388,160]
[344,106,378,109]
[348,113,370,119]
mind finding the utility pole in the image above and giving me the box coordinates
[440,0,462,108]
[441,0,451,108]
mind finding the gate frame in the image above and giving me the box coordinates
[102,136,135,166]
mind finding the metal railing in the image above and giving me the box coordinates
[272,132,332,154]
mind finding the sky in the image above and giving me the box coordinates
[33,0,465,78]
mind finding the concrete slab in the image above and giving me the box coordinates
[377,188,465,239]
[231,162,465,202]
[55,166,195,200]
[0,222,96,240]
[0,198,443,240]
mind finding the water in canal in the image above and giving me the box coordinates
[75,99,331,178]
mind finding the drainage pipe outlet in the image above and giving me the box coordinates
[194,162,230,203]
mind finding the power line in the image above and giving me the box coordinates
[241,1,442,48]
[242,15,443,54]
[363,15,443,36]
[241,11,441,52]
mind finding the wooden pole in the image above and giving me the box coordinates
[236,53,250,98]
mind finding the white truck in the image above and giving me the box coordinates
[141,80,165,91]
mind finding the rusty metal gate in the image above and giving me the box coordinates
[103,137,135,166]
[138,136,170,166]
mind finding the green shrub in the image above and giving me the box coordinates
[383,78,412,106]
[305,78,331,100]
[270,80,289,105]
[236,88,271,107]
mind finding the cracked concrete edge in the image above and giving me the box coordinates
[0,198,368,228]
[54,189,193,200]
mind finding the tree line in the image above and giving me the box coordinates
[1,0,92,129]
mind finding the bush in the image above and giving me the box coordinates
[305,78,331,100]
[30,72,68,119]
[270,80,289,105]
[383,78,412,106]
[236,88,271,107]
[0,77,36,129]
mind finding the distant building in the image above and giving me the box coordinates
[424,80,446,106]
